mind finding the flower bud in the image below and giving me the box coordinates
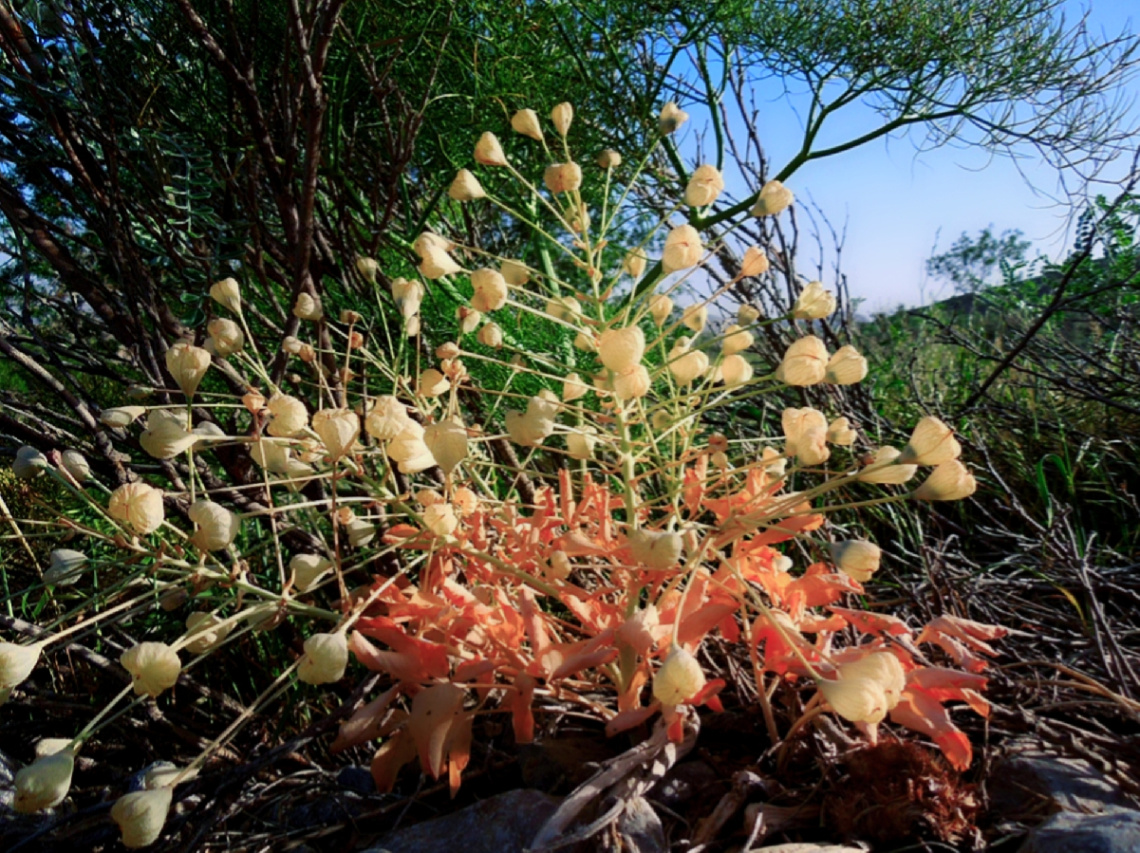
[544,162,583,194]
[830,540,881,582]
[684,164,724,207]
[356,257,379,283]
[596,148,622,169]
[0,642,41,691]
[207,318,243,356]
[669,340,709,385]
[838,652,906,709]
[858,446,918,484]
[899,417,961,466]
[108,482,165,534]
[623,249,647,279]
[209,277,241,313]
[14,750,74,812]
[630,529,683,570]
[100,406,147,428]
[448,168,485,201]
[913,460,977,501]
[500,259,529,286]
[682,304,708,333]
[477,322,503,348]
[826,417,857,446]
[750,179,794,217]
[662,224,702,273]
[720,354,753,388]
[266,394,309,437]
[121,642,181,697]
[563,373,588,402]
[598,326,646,373]
[653,646,705,705]
[825,345,868,385]
[511,108,544,141]
[289,554,331,592]
[647,293,673,327]
[312,408,360,460]
[819,676,888,724]
[792,281,836,320]
[13,445,47,479]
[292,292,323,321]
[165,342,211,399]
[545,295,581,322]
[740,247,770,278]
[46,549,87,586]
[298,632,348,685]
[470,268,509,313]
[188,500,240,551]
[112,787,173,848]
[551,102,573,137]
[423,503,459,537]
[566,427,598,460]
[418,368,450,398]
[658,101,689,135]
[721,324,754,356]
[776,336,829,386]
[184,612,232,654]
[60,449,90,481]
[424,418,468,474]
[612,364,651,400]
[474,131,507,166]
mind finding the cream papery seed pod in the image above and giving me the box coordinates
[356,257,379,284]
[913,460,978,501]
[188,500,240,551]
[827,417,858,446]
[597,148,622,168]
[653,646,706,705]
[392,277,425,318]
[184,612,232,654]
[669,340,709,386]
[209,277,241,313]
[448,168,485,202]
[293,292,323,321]
[405,315,422,337]
[792,281,837,320]
[266,394,309,437]
[510,108,544,142]
[60,448,90,481]
[424,419,469,474]
[474,131,507,166]
[838,652,907,709]
[14,749,74,813]
[346,514,377,547]
[750,179,794,217]
[551,102,573,137]
[414,231,455,255]
[46,549,87,586]
[563,372,589,402]
[900,416,962,466]
[418,245,462,279]
[737,304,761,325]
[470,268,509,312]
[108,482,165,534]
[662,224,703,273]
[825,346,869,385]
[207,318,243,356]
[721,324,754,356]
[684,164,725,207]
[290,554,332,592]
[365,396,413,441]
[740,247,770,278]
[500,259,530,286]
[776,336,829,386]
[681,304,708,334]
[819,676,889,724]
[12,446,46,479]
[830,540,882,582]
[387,425,437,474]
[423,504,459,537]
[544,162,583,194]
[298,632,349,685]
[783,407,830,463]
[623,249,648,279]
[478,322,504,348]
[112,787,173,849]
[858,446,918,484]
[165,342,211,399]
[0,642,41,691]
[545,295,581,322]
[658,101,689,135]
[566,427,598,460]
[457,307,482,334]
[121,642,181,698]
[629,529,683,570]
[612,365,652,401]
[100,406,147,428]
[250,439,290,474]
[598,326,646,373]
[761,446,788,477]
[505,396,558,447]
[418,368,450,398]
[720,354,753,388]
[312,408,360,459]
[648,293,673,327]
[34,738,73,759]
[574,330,597,352]
[140,410,199,460]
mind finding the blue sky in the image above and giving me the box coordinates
[679,0,1139,312]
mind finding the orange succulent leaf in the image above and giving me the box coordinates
[605,702,660,737]
[383,523,435,548]
[407,683,468,780]
[889,689,974,771]
[907,666,991,717]
[349,630,449,682]
[677,601,738,650]
[371,729,418,792]
[331,684,405,753]
[751,612,821,676]
[510,673,538,744]
[916,615,1008,673]
[447,711,475,798]
[787,563,863,609]
[691,678,726,710]
[828,606,912,637]
[354,617,452,678]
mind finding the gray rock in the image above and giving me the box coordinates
[1018,808,1140,853]
[367,788,561,853]
[613,795,666,853]
[649,759,720,809]
[989,745,1132,816]
[337,765,375,795]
